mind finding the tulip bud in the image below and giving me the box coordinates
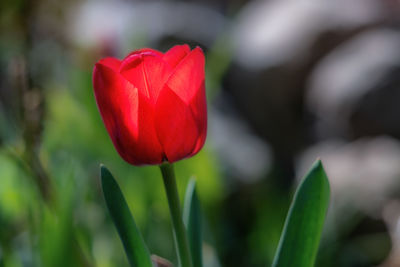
[93,44,207,165]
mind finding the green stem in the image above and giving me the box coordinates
[160,163,193,267]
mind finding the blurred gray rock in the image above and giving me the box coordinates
[297,136,400,216]
[308,29,400,140]
[224,0,396,179]
[232,0,386,70]
[68,1,227,54]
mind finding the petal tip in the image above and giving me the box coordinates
[95,57,122,71]
[193,46,204,54]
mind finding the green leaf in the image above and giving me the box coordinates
[183,179,203,267]
[272,160,330,267]
[100,165,152,267]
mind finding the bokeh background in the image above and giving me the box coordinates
[1,0,400,266]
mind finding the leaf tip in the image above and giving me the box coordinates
[312,158,330,197]
[100,164,111,177]
[311,158,326,176]
[100,164,114,193]
[100,163,106,172]
[188,177,197,191]
[314,157,322,167]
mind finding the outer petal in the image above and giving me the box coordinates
[189,80,207,156]
[98,57,121,71]
[163,44,190,68]
[124,48,164,59]
[163,47,205,104]
[93,63,164,165]
[154,86,199,163]
[119,52,171,103]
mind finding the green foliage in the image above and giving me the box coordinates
[183,179,203,267]
[100,165,152,267]
[272,160,330,267]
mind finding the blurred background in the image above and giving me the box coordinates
[1,0,400,266]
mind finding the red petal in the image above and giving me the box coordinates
[164,47,205,105]
[124,48,164,59]
[93,63,163,165]
[154,86,199,163]
[119,52,171,103]
[163,44,190,68]
[189,80,207,156]
[97,57,121,71]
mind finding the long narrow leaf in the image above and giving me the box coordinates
[100,165,152,267]
[272,160,330,267]
[183,179,203,267]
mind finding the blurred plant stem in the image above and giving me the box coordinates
[160,163,193,267]
[11,57,54,204]
[10,0,53,205]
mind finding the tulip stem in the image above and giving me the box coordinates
[160,163,193,267]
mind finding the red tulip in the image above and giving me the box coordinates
[93,44,207,165]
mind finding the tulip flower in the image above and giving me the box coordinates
[93,44,207,165]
